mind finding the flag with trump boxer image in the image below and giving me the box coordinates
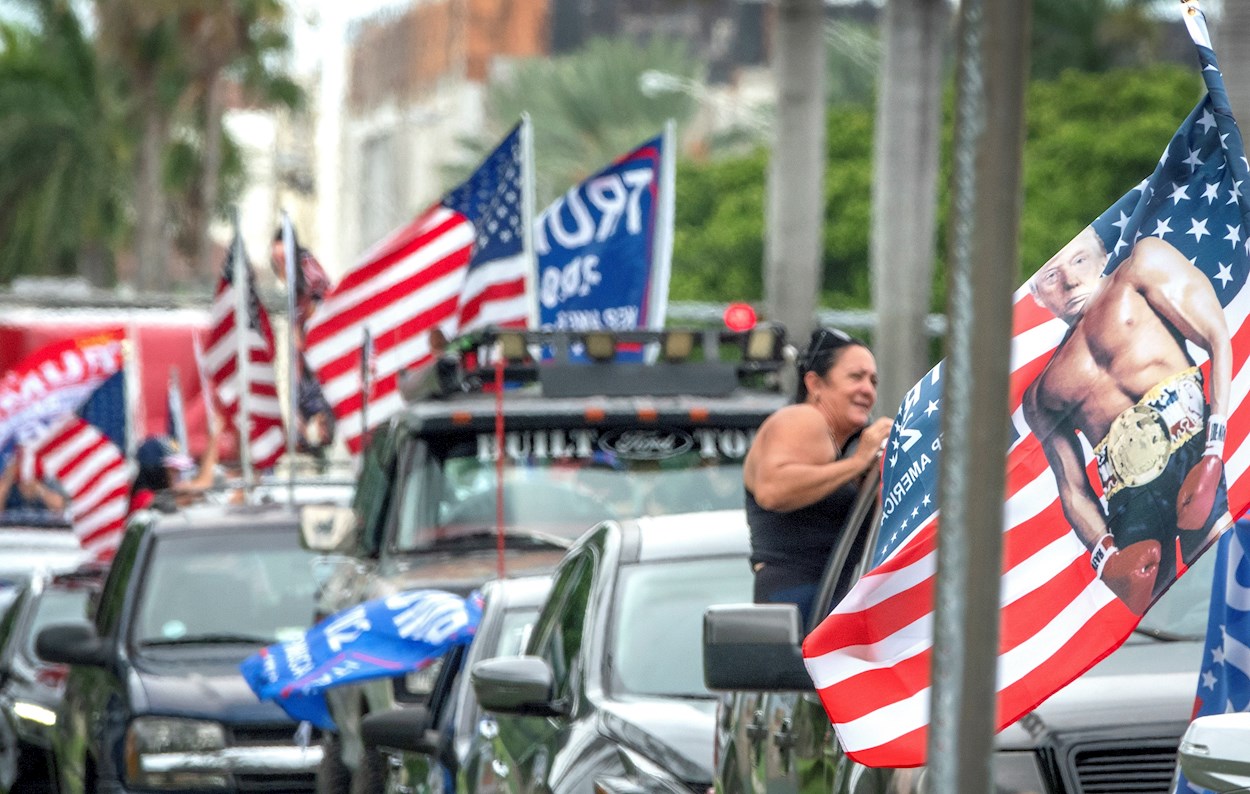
[801,3,1250,769]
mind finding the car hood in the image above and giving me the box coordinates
[372,548,569,597]
[996,636,1203,748]
[597,698,718,783]
[134,655,295,724]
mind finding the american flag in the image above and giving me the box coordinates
[1175,519,1250,793]
[204,233,286,470]
[304,121,532,454]
[31,416,130,561]
[802,5,1250,768]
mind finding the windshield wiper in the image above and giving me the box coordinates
[1132,626,1199,642]
[424,530,572,552]
[140,633,271,647]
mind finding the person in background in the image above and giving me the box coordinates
[270,227,337,456]
[129,425,221,514]
[743,327,893,628]
[0,450,69,523]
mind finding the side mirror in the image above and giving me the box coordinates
[703,603,813,691]
[361,706,437,754]
[298,504,358,553]
[1178,712,1250,793]
[36,621,109,667]
[471,656,563,717]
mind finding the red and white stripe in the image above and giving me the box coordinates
[31,416,130,561]
[802,274,1250,768]
[204,260,285,470]
[304,205,527,455]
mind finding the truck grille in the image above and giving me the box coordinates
[1071,739,1178,794]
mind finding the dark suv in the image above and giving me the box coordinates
[0,565,104,794]
[307,326,789,792]
[35,503,328,794]
[703,484,1216,794]
[469,510,755,794]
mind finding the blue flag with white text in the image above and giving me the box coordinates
[241,589,482,730]
[535,135,670,342]
[1174,519,1250,793]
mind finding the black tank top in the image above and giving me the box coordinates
[746,451,863,579]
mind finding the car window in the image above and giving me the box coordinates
[0,583,28,654]
[96,526,144,636]
[608,556,753,698]
[131,529,320,649]
[1137,543,1218,640]
[530,553,596,709]
[392,429,748,552]
[23,587,92,658]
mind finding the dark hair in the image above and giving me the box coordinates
[795,327,867,402]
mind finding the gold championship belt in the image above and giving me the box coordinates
[1103,405,1171,488]
[1095,367,1206,499]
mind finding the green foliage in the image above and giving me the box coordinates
[1030,0,1174,80]
[671,150,768,302]
[671,62,1206,314]
[1017,64,1202,279]
[455,36,699,206]
[0,0,129,283]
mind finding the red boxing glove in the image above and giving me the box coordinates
[1091,535,1160,616]
[1177,455,1223,531]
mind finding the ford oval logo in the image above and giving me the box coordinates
[598,428,694,460]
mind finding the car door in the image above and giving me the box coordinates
[51,525,144,794]
[481,547,600,794]
[759,473,883,794]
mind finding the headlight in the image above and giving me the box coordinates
[595,746,689,794]
[992,751,1047,794]
[124,716,228,789]
[13,700,56,727]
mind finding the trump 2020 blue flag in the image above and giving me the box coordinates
[535,127,675,338]
[802,2,1250,768]
[241,590,482,730]
[1175,519,1250,794]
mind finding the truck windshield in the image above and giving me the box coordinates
[392,427,750,552]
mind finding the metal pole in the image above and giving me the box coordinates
[281,211,299,503]
[927,0,1030,791]
[359,327,372,454]
[230,209,254,492]
[870,0,948,418]
[765,0,826,342]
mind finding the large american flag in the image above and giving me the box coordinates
[30,416,130,561]
[304,122,531,455]
[802,6,1250,768]
[204,234,286,470]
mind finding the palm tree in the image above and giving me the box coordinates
[169,0,302,278]
[456,36,699,206]
[0,0,128,285]
[94,0,186,291]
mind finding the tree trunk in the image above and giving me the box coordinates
[134,80,170,292]
[197,74,226,279]
[1215,1,1250,124]
[870,0,949,417]
[765,0,827,344]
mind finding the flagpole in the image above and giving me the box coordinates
[281,211,299,502]
[520,113,539,329]
[231,208,254,494]
[122,326,141,458]
[359,327,372,455]
[649,120,677,331]
[168,366,189,481]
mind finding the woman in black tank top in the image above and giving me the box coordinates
[742,328,894,628]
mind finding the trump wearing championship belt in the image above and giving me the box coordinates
[1023,227,1232,616]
